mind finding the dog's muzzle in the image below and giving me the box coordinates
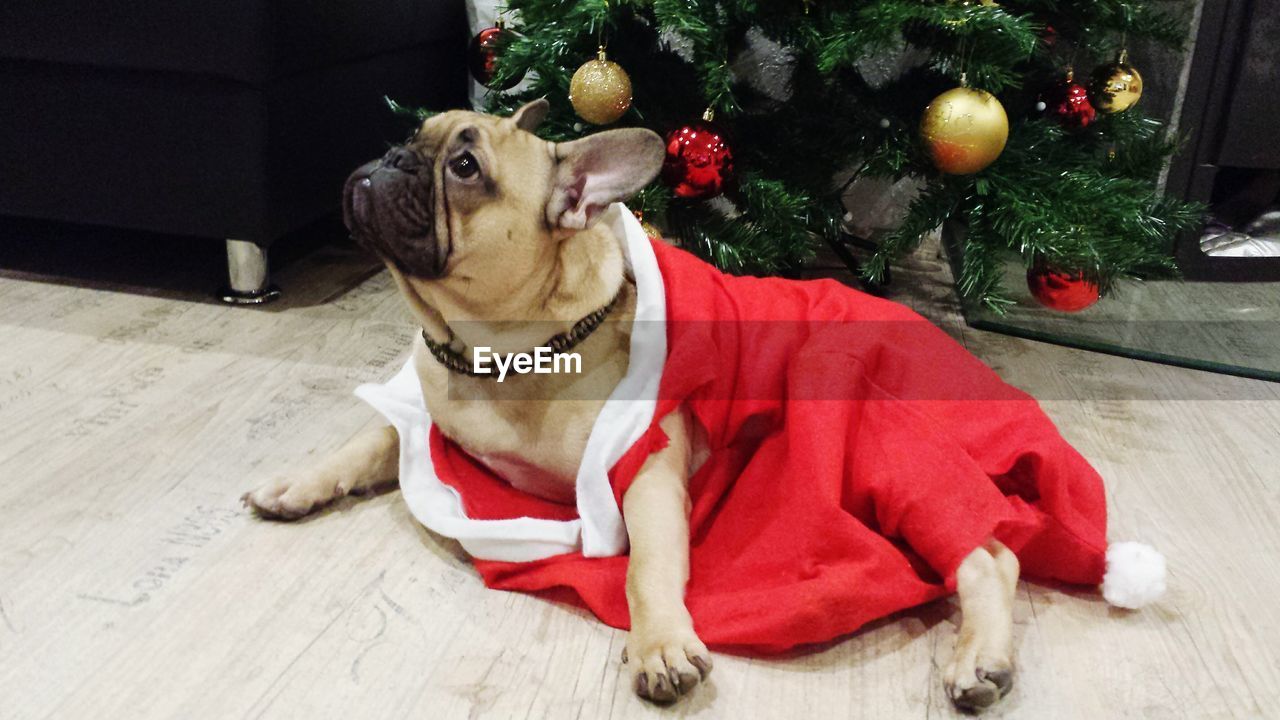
[342,146,443,278]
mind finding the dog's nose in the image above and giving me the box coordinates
[341,150,440,278]
[382,146,424,172]
[342,159,381,233]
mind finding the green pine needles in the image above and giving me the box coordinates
[474,0,1198,310]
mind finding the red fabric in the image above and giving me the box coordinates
[431,427,579,521]
[432,239,1109,654]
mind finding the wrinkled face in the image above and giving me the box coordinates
[343,107,556,281]
[343,101,666,305]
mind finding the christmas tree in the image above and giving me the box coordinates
[454,0,1199,311]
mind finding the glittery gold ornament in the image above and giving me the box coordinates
[569,48,632,125]
[919,86,1008,175]
[1089,50,1143,114]
[633,210,663,239]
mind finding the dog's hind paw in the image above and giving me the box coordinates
[623,626,712,704]
[945,658,1014,714]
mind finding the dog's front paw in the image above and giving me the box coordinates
[622,623,712,704]
[943,647,1014,713]
[241,472,340,520]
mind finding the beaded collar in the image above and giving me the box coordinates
[420,288,623,378]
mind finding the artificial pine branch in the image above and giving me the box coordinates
[452,0,1200,309]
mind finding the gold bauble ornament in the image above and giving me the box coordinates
[633,210,663,239]
[569,48,632,125]
[919,86,1009,175]
[1089,50,1143,114]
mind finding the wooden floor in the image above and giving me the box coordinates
[1,237,1278,720]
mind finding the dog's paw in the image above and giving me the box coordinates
[241,473,339,520]
[622,625,712,704]
[943,652,1014,714]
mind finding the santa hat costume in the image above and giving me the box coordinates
[358,204,1165,654]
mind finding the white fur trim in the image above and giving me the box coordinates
[355,203,665,562]
[1101,542,1166,609]
[576,204,667,556]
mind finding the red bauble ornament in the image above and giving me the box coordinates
[661,113,734,199]
[468,25,521,90]
[1041,24,1058,48]
[1026,266,1100,312]
[1038,70,1096,130]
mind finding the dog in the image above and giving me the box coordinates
[243,100,1161,711]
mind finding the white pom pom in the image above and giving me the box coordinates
[1101,542,1166,609]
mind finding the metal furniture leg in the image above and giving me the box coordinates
[220,238,281,304]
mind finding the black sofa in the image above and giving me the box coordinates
[0,0,467,301]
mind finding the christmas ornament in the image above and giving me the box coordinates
[633,211,663,239]
[661,110,735,199]
[919,86,1008,175]
[467,23,521,90]
[569,48,632,125]
[1041,24,1058,48]
[1090,50,1144,114]
[1039,69,1096,130]
[1026,266,1100,312]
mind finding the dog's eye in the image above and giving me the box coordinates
[448,152,480,180]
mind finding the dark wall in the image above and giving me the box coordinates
[1132,0,1204,130]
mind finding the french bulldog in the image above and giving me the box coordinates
[243,100,1020,710]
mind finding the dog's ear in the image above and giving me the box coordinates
[547,129,665,230]
[511,99,550,133]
